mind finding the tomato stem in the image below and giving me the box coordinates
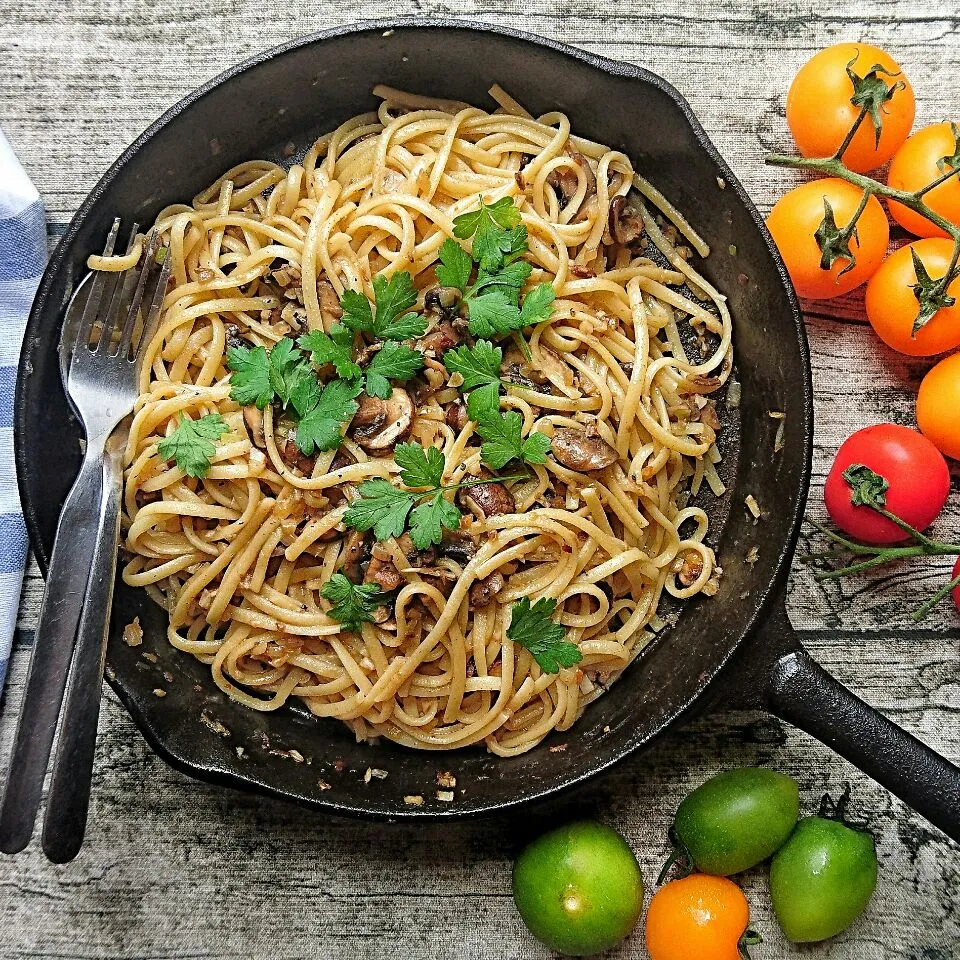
[766,153,960,244]
[913,571,960,621]
[831,104,871,163]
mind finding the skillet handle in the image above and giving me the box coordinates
[767,646,960,844]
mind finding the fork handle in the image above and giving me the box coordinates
[0,446,104,854]
[41,445,124,863]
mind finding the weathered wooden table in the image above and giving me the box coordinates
[1,3,958,958]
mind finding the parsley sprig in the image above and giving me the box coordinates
[507,597,582,674]
[227,338,362,456]
[343,443,523,549]
[443,341,552,470]
[157,413,229,478]
[321,573,385,632]
[340,272,428,341]
[438,197,556,338]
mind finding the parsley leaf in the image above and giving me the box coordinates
[395,442,446,489]
[343,444,462,549]
[298,325,362,381]
[507,597,582,674]
[343,478,416,542]
[157,414,228,479]
[467,386,551,469]
[341,272,427,341]
[226,344,273,409]
[442,341,503,390]
[435,238,473,292]
[321,573,384,633]
[364,342,425,400]
[465,290,525,338]
[520,283,557,327]
[472,259,532,298]
[295,379,363,455]
[453,197,525,272]
[408,495,462,551]
[267,338,308,406]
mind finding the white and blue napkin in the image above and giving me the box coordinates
[0,129,45,690]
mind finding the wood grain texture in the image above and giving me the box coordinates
[1,1,958,957]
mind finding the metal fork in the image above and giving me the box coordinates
[0,220,170,861]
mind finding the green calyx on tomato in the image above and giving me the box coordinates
[665,767,800,879]
[844,56,906,149]
[770,792,878,943]
[813,197,859,274]
[908,246,959,334]
[512,820,644,956]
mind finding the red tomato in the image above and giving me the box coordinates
[824,424,950,545]
[953,557,960,615]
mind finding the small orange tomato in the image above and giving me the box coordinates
[917,353,960,460]
[787,43,915,173]
[865,239,960,356]
[887,124,960,237]
[767,179,889,299]
[645,875,752,960]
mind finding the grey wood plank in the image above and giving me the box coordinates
[1,1,958,958]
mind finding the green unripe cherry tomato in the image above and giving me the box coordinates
[512,820,645,956]
[674,767,800,875]
[770,816,878,942]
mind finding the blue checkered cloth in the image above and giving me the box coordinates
[0,130,44,689]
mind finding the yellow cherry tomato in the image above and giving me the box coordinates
[917,353,960,460]
[865,239,960,356]
[787,43,915,173]
[645,875,752,960]
[767,179,889,300]
[887,123,960,238]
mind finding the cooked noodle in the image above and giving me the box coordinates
[118,86,733,756]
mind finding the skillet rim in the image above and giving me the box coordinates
[15,17,812,819]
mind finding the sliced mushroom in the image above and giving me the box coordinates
[678,374,724,396]
[608,195,645,245]
[340,529,369,581]
[438,530,477,564]
[243,406,266,448]
[551,427,618,472]
[314,278,343,332]
[363,556,405,592]
[396,532,437,568]
[547,150,597,207]
[469,572,505,607]
[700,401,722,431]
[350,389,414,451]
[677,551,704,587]
[458,475,516,519]
[424,286,461,312]
[282,436,316,474]
[446,400,469,433]
[224,322,246,350]
[418,320,462,358]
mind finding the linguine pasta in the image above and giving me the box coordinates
[116,86,732,756]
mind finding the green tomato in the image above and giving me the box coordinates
[673,767,800,875]
[770,816,878,942]
[512,820,645,956]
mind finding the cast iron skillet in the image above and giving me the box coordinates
[15,20,960,838]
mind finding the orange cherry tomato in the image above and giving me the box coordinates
[916,353,960,460]
[787,43,914,173]
[887,124,960,237]
[865,239,960,356]
[767,179,889,299]
[645,875,751,960]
